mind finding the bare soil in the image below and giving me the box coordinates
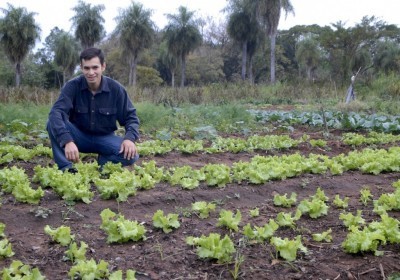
[1,128,400,280]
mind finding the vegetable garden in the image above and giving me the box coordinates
[1,108,400,279]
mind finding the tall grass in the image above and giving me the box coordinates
[0,103,50,125]
[2,79,399,113]
[128,81,382,113]
[0,101,255,137]
[0,86,58,105]
[135,102,174,133]
[1,78,399,135]
[135,102,256,137]
[356,73,400,115]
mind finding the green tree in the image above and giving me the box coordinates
[164,6,202,87]
[71,0,105,49]
[0,47,14,86]
[227,0,260,81]
[20,53,47,87]
[158,40,178,86]
[318,17,395,84]
[136,65,163,88]
[227,10,248,81]
[36,27,66,88]
[114,2,155,86]
[374,40,400,74]
[0,3,40,86]
[295,38,320,81]
[185,45,225,85]
[53,31,80,85]
[255,0,294,84]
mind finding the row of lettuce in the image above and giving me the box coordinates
[1,179,400,278]
[1,131,400,164]
[1,145,400,204]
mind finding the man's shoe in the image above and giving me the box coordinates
[67,167,78,174]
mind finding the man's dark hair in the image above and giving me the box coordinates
[80,47,105,65]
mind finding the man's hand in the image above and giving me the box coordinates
[119,139,138,160]
[65,141,80,162]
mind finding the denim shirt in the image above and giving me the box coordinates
[48,75,140,147]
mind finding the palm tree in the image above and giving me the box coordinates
[53,31,80,85]
[227,11,251,80]
[164,6,202,87]
[247,34,262,84]
[114,2,155,86]
[295,38,320,81]
[226,0,262,83]
[71,0,105,49]
[0,3,40,86]
[158,41,178,87]
[227,2,261,82]
[255,0,294,84]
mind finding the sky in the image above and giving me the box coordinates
[3,0,400,48]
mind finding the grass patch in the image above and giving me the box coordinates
[0,103,49,126]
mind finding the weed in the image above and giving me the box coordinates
[230,238,247,280]
[62,201,84,220]
[174,206,192,218]
[300,179,310,188]
[30,206,52,218]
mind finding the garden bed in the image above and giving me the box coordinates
[1,129,400,279]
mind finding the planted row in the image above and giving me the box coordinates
[249,110,400,133]
[2,131,400,164]
[1,146,400,204]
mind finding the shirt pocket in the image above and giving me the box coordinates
[73,106,90,127]
[75,106,89,114]
[98,107,117,128]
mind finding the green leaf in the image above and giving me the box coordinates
[270,235,307,261]
[44,225,74,246]
[65,241,88,263]
[192,201,216,219]
[68,258,109,279]
[333,195,349,208]
[100,208,146,243]
[152,210,180,233]
[0,238,15,258]
[339,210,365,229]
[187,233,235,264]
[1,260,45,279]
[243,219,279,242]
[273,192,297,207]
[217,209,241,232]
[312,228,333,242]
[298,197,329,218]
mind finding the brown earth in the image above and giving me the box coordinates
[1,129,400,280]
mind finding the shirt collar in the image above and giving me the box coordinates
[80,75,111,94]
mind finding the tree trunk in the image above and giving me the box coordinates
[63,70,67,86]
[270,33,276,84]
[128,56,137,86]
[15,63,21,87]
[248,55,254,85]
[241,41,247,80]
[180,54,186,88]
[306,67,312,81]
[171,70,175,88]
[132,55,138,86]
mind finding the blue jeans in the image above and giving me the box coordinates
[47,121,139,170]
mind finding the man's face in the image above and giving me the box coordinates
[80,57,105,88]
